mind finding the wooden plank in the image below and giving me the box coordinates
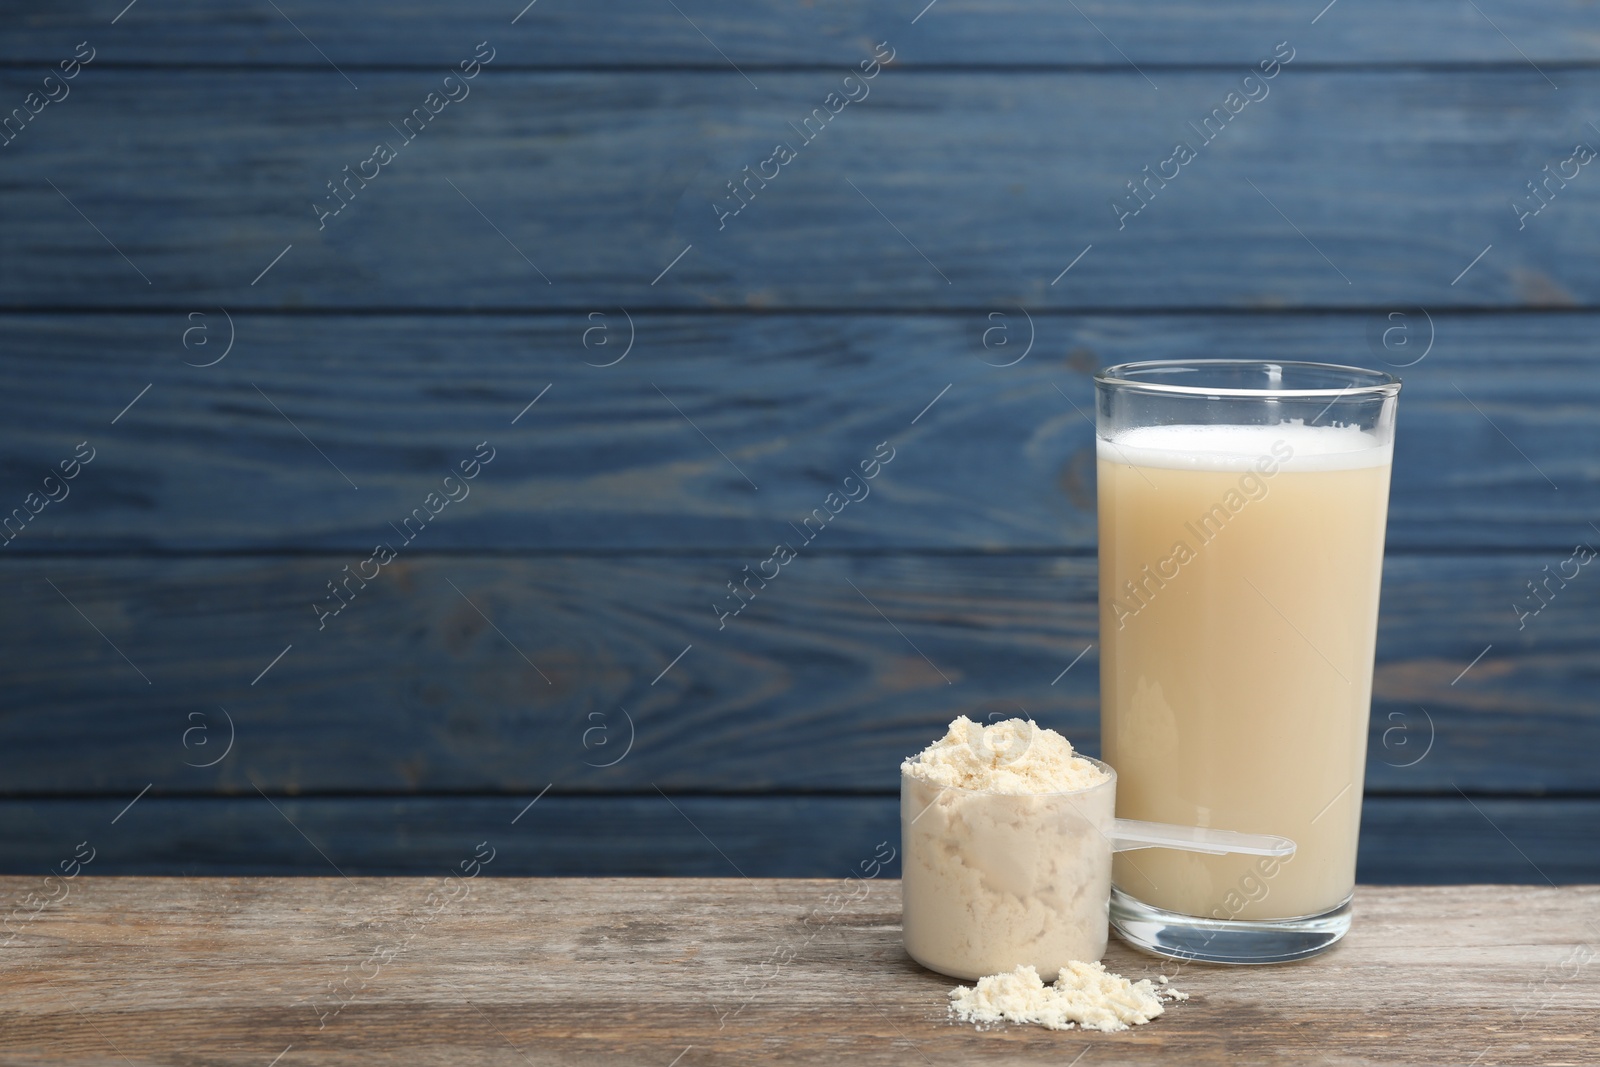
[0,796,1594,882]
[6,2,1600,66]
[1,879,1596,1066]
[0,554,1594,794]
[1,313,1594,552]
[5,70,1600,309]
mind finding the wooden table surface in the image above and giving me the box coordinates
[2,878,1596,1066]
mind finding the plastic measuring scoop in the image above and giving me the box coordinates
[1109,818,1295,858]
[901,752,1299,980]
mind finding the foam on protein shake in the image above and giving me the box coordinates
[1100,420,1391,472]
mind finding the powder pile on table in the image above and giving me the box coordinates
[948,961,1187,1032]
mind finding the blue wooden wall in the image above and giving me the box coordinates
[1,1,1597,882]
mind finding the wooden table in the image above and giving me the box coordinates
[3,878,1596,1065]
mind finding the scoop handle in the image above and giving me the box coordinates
[1110,818,1295,857]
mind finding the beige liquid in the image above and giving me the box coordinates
[1098,423,1392,920]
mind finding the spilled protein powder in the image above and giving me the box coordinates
[949,961,1187,1033]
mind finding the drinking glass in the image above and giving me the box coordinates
[1094,360,1400,963]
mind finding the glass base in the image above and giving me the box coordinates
[1109,887,1352,965]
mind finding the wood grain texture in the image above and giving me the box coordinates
[0,312,1593,552]
[4,70,1600,309]
[1,795,1596,881]
[5,1,1600,66]
[0,554,1593,795]
[3,2,1597,887]
[1,878,1595,1065]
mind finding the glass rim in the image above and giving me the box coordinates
[900,753,1116,798]
[1093,359,1402,399]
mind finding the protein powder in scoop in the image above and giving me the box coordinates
[900,717,1114,982]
